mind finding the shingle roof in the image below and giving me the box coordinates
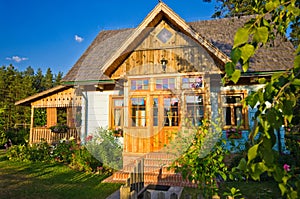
[188,16,295,72]
[63,16,295,82]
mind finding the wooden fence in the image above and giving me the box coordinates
[30,127,80,144]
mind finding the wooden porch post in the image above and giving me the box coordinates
[29,105,34,145]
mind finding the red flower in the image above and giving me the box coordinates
[283,164,291,172]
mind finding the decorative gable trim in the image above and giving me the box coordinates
[101,2,230,77]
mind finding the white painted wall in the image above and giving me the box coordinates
[81,90,119,142]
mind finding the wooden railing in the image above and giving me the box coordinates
[30,127,80,144]
[120,159,145,198]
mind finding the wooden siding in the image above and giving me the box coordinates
[30,128,80,144]
[123,127,178,153]
[32,87,81,108]
[111,20,220,79]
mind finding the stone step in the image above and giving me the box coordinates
[102,152,197,187]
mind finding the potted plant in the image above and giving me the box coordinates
[49,124,69,133]
[226,127,242,139]
[112,127,123,137]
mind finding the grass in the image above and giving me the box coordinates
[0,149,282,199]
[0,150,121,199]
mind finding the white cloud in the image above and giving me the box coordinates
[6,56,28,63]
[75,35,84,43]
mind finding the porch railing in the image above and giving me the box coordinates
[30,127,80,144]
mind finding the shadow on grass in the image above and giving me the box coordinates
[0,150,121,199]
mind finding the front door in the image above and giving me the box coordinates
[150,95,179,151]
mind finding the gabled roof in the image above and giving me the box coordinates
[62,3,295,83]
[15,85,71,106]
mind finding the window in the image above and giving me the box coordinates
[156,78,175,90]
[131,79,149,90]
[163,97,179,126]
[185,95,204,126]
[182,76,203,89]
[221,91,247,129]
[131,97,147,127]
[111,97,124,129]
[156,28,173,43]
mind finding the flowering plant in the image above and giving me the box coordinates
[226,127,242,139]
[49,124,69,133]
[111,127,123,137]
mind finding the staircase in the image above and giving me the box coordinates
[102,152,197,187]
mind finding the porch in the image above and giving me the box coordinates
[30,127,80,144]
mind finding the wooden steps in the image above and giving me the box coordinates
[102,152,197,187]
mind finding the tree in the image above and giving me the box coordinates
[212,0,300,47]
[218,0,300,197]
[44,68,54,90]
[54,71,63,86]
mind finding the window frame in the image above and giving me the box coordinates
[129,96,147,127]
[220,90,248,130]
[130,78,150,91]
[109,96,124,129]
[182,76,204,90]
[155,77,176,90]
[185,94,205,127]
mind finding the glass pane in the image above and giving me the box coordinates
[186,95,204,126]
[224,107,231,125]
[114,99,123,106]
[131,97,146,127]
[235,106,242,126]
[153,98,158,126]
[164,98,179,126]
[114,109,122,126]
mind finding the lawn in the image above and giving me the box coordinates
[0,150,121,199]
[0,149,282,199]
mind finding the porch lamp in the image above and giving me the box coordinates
[161,58,168,72]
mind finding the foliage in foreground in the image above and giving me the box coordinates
[221,0,300,198]
[170,120,228,198]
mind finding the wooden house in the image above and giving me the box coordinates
[16,2,294,172]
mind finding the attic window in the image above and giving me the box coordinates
[157,28,173,43]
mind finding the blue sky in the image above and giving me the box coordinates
[0,0,217,75]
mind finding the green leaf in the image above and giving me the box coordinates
[253,27,269,44]
[258,78,266,84]
[225,62,235,76]
[230,48,242,64]
[291,78,300,86]
[265,0,280,11]
[231,70,241,84]
[242,62,249,72]
[237,158,247,171]
[233,28,249,48]
[240,44,255,64]
[278,183,287,195]
[248,144,259,163]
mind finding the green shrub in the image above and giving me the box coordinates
[6,144,31,161]
[6,128,29,145]
[85,127,123,171]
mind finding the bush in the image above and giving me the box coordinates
[6,128,29,145]
[6,137,108,174]
[85,127,123,171]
